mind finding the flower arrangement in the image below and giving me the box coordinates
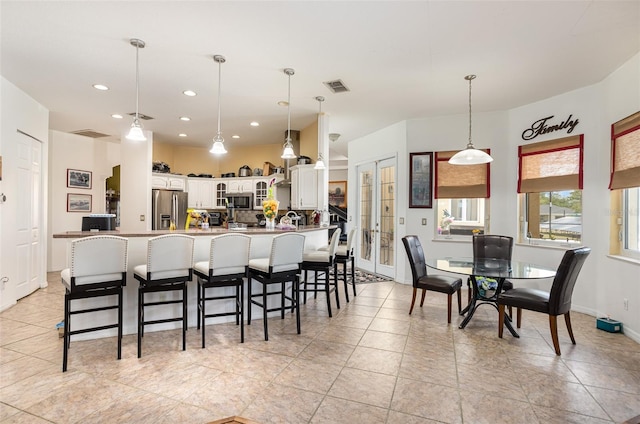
[262,178,279,229]
[439,209,454,232]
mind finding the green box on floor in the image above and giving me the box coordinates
[596,317,623,333]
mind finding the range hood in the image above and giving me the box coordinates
[274,130,300,187]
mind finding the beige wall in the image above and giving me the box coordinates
[299,118,318,161]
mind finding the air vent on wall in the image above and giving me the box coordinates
[323,79,350,93]
[71,129,110,138]
[127,112,154,120]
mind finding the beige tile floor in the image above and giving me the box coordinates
[1,272,640,423]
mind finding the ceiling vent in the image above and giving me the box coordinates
[323,79,350,94]
[71,129,110,138]
[127,112,154,120]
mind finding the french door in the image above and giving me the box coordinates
[356,157,396,278]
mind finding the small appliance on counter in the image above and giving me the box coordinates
[238,165,252,177]
[82,214,117,231]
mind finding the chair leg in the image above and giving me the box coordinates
[197,281,202,330]
[420,288,427,307]
[182,284,187,351]
[294,274,301,335]
[333,267,340,309]
[564,312,576,345]
[409,287,417,315]
[239,281,245,343]
[516,308,522,328]
[498,304,505,338]
[201,285,206,349]
[262,282,269,341]
[117,287,123,360]
[508,306,513,319]
[325,270,333,318]
[447,293,452,323]
[340,262,349,303]
[549,315,561,355]
[137,288,143,358]
[350,256,356,297]
[456,289,462,314]
[62,292,70,372]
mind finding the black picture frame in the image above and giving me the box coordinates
[67,168,92,189]
[409,152,433,208]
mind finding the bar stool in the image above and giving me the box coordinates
[300,228,342,317]
[194,233,250,348]
[247,233,305,341]
[320,227,357,302]
[133,234,194,358]
[60,235,128,372]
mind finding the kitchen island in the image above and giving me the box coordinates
[53,225,334,340]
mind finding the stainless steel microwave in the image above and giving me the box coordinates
[226,193,253,210]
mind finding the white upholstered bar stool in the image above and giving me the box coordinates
[320,227,356,301]
[133,234,195,358]
[247,233,305,341]
[301,228,342,317]
[194,233,250,348]
[61,235,128,372]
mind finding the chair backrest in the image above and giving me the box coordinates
[548,247,591,315]
[270,233,306,273]
[473,235,513,261]
[345,227,356,256]
[327,228,342,258]
[146,234,195,279]
[70,235,128,285]
[208,233,251,276]
[402,235,427,286]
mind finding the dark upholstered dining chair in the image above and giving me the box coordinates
[402,235,462,323]
[497,247,591,355]
[472,235,514,300]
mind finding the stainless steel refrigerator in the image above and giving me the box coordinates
[152,189,188,230]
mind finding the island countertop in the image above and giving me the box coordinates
[53,224,336,238]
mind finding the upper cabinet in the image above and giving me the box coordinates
[152,173,187,191]
[187,178,215,209]
[290,165,318,210]
[227,179,253,193]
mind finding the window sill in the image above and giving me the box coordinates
[432,237,470,244]
[607,254,640,266]
[516,240,581,250]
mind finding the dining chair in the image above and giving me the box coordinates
[133,234,195,358]
[497,246,591,355]
[194,233,251,347]
[402,235,462,323]
[472,235,514,312]
[60,235,128,372]
[247,232,305,341]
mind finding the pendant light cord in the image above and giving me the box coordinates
[286,71,292,143]
[217,58,222,135]
[135,42,140,121]
[468,76,472,147]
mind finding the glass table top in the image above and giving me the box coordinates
[425,257,556,279]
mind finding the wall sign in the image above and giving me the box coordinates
[522,114,579,141]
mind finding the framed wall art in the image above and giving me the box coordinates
[328,180,347,208]
[67,193,92,212]
[67,168,92,189]
[409,152,433,208]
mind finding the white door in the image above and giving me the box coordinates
[11,132,45,300]
[356,157,396,278]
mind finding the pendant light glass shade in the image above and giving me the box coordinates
[126,38,146,141]
[281,68,297,159]
[210,55,227,155]
[449,75,493,165]
[314,154,326,170]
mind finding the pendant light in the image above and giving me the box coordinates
[281,68,297,159]
[209,55,227,154]
[314,96,326,170]
[126,38,146,141]
[448,75,493,165]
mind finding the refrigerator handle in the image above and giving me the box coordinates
[153,190,159,230]
[172,192,178,225]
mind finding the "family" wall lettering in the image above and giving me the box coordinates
[522,114,579,140]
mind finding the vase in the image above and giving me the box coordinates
[262,198,279,231]
[266,216,276,230]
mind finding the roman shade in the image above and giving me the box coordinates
[518,135,583,193]
[609,111,640,190]
[435,150,490,198]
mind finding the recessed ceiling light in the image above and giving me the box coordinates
[178,133,187,137]
[93,84,109,91]
[180,116,191,121]
[111,114,123,119]
[250,121,259,127]
[232,135,240,139]
[183,90,197,97]
[277,101,288,107]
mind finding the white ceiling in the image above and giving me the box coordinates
[2,1,639,162]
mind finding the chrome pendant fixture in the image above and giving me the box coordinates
[314,96,326,170]
[281,68,297,159]
[126,38,146,141]
[210,55,227,154]
[448,75,493,165]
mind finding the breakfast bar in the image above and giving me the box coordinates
[53,225,333,340]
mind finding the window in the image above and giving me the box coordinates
[518,135,584,245]
[434,150,490,238]
[610,111,640,259]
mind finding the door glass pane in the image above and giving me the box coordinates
[360,169,373,261]
[379,164,395,266]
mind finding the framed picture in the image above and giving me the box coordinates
[67,169,92,189]
[409,152,433,208]
[67,193,92,212]
[328,180,347,208]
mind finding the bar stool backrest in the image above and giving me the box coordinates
[146,234,195,280]
[208,233,251,276]
[327,228,342,258]
[69,235,128,287]
[269,233,305,273]
[345,228,356,256]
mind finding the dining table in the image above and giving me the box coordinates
[425,257,556,336]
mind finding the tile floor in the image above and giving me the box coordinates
[1,273,640,423]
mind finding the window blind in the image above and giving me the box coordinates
[518,134,583,193]
[434,150,490,198]
[609,111,640,190]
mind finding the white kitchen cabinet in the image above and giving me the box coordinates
[213,181,228,209]
[187,178,215,209]
[290,165,318,210]
[254,174,287,210]
[227,178,253,193]
[152,173,187,191]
